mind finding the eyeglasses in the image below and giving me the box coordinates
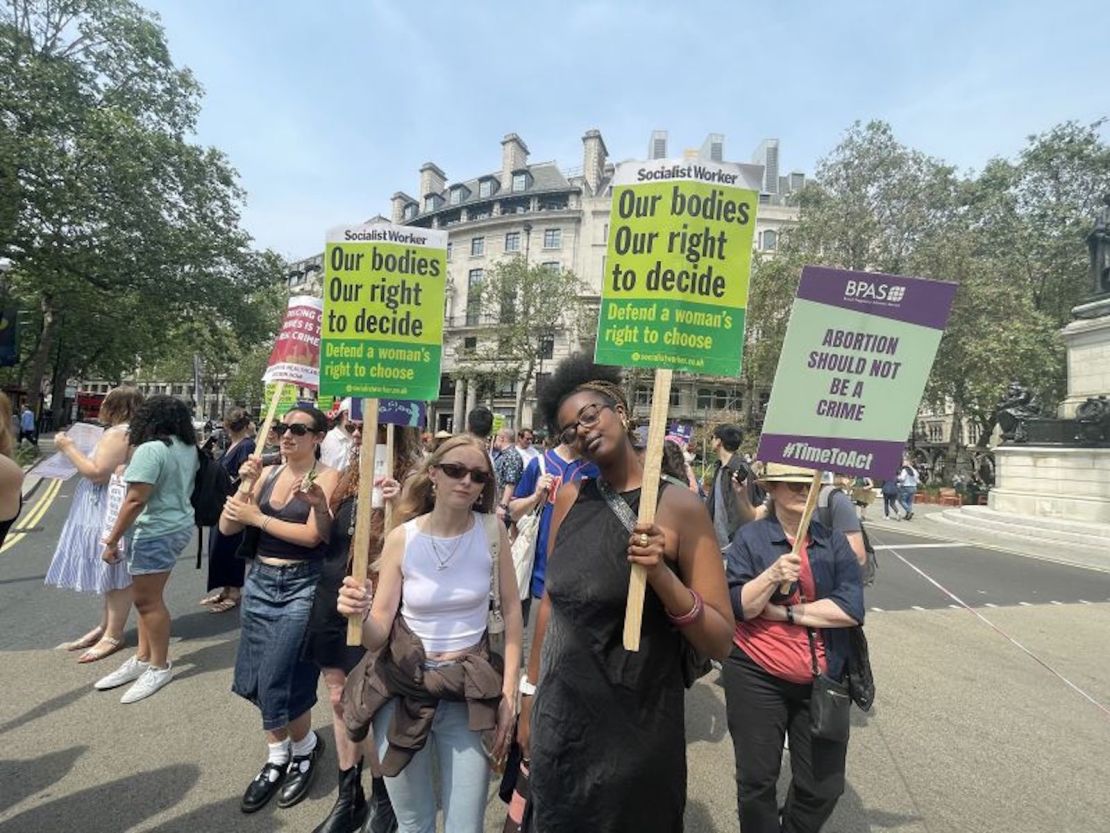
[434,462,493,485]
[343,422,363,434]
[273,423,317,438]
[558,402,613,446]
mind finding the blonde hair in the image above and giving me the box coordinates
[394,434,496,524]
[0,393,12,458]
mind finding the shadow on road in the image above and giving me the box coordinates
[0,682,92,737]
[827,782,923,832]
[0,745,87,814]
[172,607,243,642]
[0,763,199,833]
[685,678,728,744]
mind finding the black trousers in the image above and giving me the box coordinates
[882,493,898,517]
[722,648,847,833]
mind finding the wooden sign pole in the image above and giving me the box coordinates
[383,423,396,532]
[623,368,673,652]
[239,381,285,497]
[347,398,381,645]
[780,469,824,594]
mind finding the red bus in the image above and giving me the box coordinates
[76,391,106,421]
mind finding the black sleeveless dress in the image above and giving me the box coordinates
[529,480,686,833]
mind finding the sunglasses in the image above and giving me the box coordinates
[434,462,493,485]
[778,481,810,494]
[273,423,318,438]
[558,402,613,446]
[343,422,363,434]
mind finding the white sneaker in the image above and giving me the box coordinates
[120,662,173,704]
[94,655,149,690]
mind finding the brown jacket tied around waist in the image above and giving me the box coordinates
[341,614,505,776]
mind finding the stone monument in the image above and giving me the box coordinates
[986,197,1110,525]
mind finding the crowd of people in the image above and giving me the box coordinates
[32,354,883,833]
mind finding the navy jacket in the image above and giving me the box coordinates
[725,516,864,681]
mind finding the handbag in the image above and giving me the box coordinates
[846,625,875,711]
[595,478,711,689]
[805,624,851,742]
[510,456,546,601]
[483,513,506,659]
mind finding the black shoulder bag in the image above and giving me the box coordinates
[596,478,711,688]
[805,618,852,742]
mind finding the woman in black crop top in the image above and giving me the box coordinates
[220,405,339,816]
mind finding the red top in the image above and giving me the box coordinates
[734,537,827,684]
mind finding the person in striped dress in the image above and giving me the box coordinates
[46,387,144,663]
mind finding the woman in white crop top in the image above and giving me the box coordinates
[339,434,523,833]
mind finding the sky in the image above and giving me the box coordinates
[144,0,1107,261]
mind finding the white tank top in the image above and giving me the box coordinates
[400,512,491,653]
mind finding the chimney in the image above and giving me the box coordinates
[700,133,724,162]
[581,129,608,194]
[391,192,415,224]
[419,163,447,202]
[501,133,529,187]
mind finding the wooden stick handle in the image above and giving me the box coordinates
[623,368,673,652]
[780,469,823,594]
[347,399,380,646]
[383,423,395,531]
[239,382,285,496]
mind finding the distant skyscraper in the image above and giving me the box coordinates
[752,139,780,195]
[649,130,668,160]
[700,133,724,162]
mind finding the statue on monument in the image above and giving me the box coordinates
[994,380,1040,442]
[1089,194,1110,298]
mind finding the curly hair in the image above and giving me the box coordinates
[537,352,627,436]
[394,434,496,524]
[99,387,144,428]
[129,395,197,447]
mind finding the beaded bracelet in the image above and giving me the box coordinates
[666,589,704,627]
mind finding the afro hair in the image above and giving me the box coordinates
[537,352,624,434]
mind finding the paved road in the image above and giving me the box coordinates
[1,485,1108,832]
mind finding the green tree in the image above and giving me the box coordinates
[0,0,278,411]
[454,255,589,426]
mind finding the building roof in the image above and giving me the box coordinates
[410,162,575,220]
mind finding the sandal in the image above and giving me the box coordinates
[209,596,240,614]
[77,636,125,664]
[199,591,225,606]
[57,626,105,652]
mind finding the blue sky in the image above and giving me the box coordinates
[144,0,1106,260]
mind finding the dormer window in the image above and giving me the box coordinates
[479,178,495,198]
[424,194,442,213]
[512,172,528,192]
[449,185,469,206]
[403,204,417,220]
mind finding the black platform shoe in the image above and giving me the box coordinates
[278,732,326,808]
[366,775,398,833]
[311,757,368,833]
[241,762,287,813]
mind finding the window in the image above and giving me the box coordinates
[541,261,561,273]
[512,172,528,192]
[462,336,477,353]
[504,231,521,252]
[696,387,741,410]
[446,242,452,261]
[479,179,493,198]
[404,204,417,220]
[670,388,681,407]
[761,229,778,251]
[466,269,483,325]
[471,237,484,256]
[543,228,561,249]
[539,333,554,360]
[450,188,465,206]
[424,196,436,213]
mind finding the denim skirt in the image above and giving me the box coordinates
[233,560,322,730]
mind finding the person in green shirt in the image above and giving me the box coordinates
[95,396,199,704]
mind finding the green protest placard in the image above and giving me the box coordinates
[263,382,298,414]
[595,159,763,376]
[320,222,448,401]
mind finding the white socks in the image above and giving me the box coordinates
[267,739,290,768]
[291,732,317,758]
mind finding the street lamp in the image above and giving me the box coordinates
[523,223,533,262]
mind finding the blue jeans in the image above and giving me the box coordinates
[373,697,491,833]
[897,486,916,516]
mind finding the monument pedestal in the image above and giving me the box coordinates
[1058,310,1110,418]
[988,445,1110,524]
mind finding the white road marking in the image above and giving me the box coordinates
[984,603,998,608]
[948,604,961,610]
[1019,602,1033,607]
[1079,600,1092,605]
[911,605,926,611]
[873,543,971,550]
[870,607,884,613]
[1050,601,1064,606]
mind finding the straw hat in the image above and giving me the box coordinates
[757,461,818,484]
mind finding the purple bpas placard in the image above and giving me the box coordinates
[757,266,957,478]
[349,398,427,428]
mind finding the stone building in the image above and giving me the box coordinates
[288,128,805,433]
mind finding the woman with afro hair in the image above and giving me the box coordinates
[517,354,733,833]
